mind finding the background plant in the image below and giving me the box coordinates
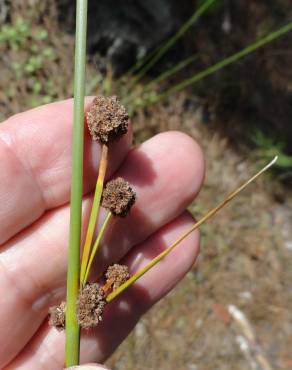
[0,3,77,121]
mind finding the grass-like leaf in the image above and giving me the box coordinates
[106,157,278,303]
[128,0,216,87]
[160,22,292,99]
[83,212,113,284]
[80,144,108,284]
[65,0,88,366]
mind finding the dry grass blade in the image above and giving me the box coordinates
[106,156,278,303]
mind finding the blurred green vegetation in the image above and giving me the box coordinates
[1,1,292,178]
[0,17,58,106]
[253,130,292,170]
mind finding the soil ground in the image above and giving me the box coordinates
[108,99,292,370]
[1,2,291,369]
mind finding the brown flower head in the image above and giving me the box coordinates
[87,96,129,144]
[77,283,107,329]
[102,177,136,217]
[105,264,130,290]
[48,301,66,331]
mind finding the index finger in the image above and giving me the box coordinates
[0,98,132,244]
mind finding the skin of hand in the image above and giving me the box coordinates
[0,98,204,370]
[67,365,109,369]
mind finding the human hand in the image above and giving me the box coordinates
[0,98,204,369]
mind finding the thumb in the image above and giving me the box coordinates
[66,365,110,370]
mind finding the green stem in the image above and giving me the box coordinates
[124,55,198,106]
[106,156,278,303]
[80,144,108,284]
[128,0,216,88]
[145,54,198,89]
[118,33,185,85]
[160,21,292,99]
[65,0,88,366]
[83,212,113,284]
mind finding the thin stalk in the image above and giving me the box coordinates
[128,0,216,88]
[129,21,292,113]
[65,0,88,367]
[80,144,108,284]
[159,21,292,100]
[145,55,198,89]
[106,156,278,303]
[124,55,198,106]
[118,47,159,84]
[120,34,193,85]
[83,212,113,284]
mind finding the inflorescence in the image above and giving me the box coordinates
[49,96,134,330]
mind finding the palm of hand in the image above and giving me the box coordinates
[0,98,204,369]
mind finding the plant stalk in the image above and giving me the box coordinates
[80,144,109,284]
[106,156,278,303]
[160,21,292,99]
[145,54,198,89]
[128,0,216,88]
[123,54,198,106]
[65,0,88,366]
[129,21,292,112]
[83,211,113,284]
